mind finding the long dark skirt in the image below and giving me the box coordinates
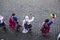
[41,27,50,34]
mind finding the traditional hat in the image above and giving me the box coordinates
[25,16,29,21]
[50,13,56,18]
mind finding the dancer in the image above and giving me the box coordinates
[41,13,56,36]
[41,19,50,35]
[0,15,7,32]
[22,13,35,33]
[9,13,20,32]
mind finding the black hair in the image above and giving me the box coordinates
[45,19,49,23]
[12,13,15,16]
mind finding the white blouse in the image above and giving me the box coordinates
[22,16,34,27]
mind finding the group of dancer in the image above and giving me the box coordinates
[0,12,56,36]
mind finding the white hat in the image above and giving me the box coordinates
[25,16,29,21]
[0,15,4,20]
[25,16,29,19]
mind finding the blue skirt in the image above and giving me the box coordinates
[28,24,32,28]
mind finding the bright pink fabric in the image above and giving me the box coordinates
[9,17,17,30]
[41,23,50,34]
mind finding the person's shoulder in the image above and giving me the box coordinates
[13,16,17,18]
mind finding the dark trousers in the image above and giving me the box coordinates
[0,22,6,31]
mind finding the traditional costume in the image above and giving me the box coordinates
[22,16,34,33]
[0,15,6,31]
[41,22,50,35]
[9,16,18,30]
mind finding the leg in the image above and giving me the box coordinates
[2,22,7,32]
[16,24,22,32]
[16,26,20,32]
[28,24,32,31]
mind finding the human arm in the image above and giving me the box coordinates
[29,17,35,22]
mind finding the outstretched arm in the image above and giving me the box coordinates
[48,18,55,26]
[29,17,35,22]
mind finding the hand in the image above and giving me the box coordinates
[30,12,32,16]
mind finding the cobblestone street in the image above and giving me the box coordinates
[0,0,60,40]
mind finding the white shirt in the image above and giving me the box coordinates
[0,15,4,23]
[22,16,34,28]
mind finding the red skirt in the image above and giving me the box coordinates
[9,17,17,30]
[9,22,16,30]
[42,27,50,34]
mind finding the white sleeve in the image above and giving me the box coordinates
[51,18,55,23]
[22,20,25,28]
[29,17,35,22]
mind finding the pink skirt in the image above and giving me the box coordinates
[42,27,50,34]
[9,22,16,30]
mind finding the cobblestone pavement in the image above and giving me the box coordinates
[0,0,60,40]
